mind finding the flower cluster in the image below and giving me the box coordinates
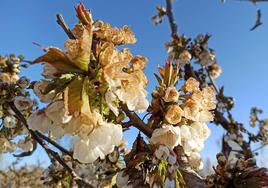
[206,152,268,188]
[28,4,149,163]
[148,62,215,171]
[0,55,35,155]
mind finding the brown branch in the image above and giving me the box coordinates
[253,144,266,152]
[7,102,94,188]
[165,0,178,38]
[56,14,76,40]
[34,131,73,157]
[121,104,153,137]
[122,121,132,129]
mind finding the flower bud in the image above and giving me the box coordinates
[4,115,17,128]
[17,76,30,89]
[75,3,93,25]
[154,145,170,160]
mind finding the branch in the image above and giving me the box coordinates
[7,102,94,188]
[34,131,73,156]
[56,14,76,40]
[253,144,266,152]
[165,0,178,37]
[121,104,153,137]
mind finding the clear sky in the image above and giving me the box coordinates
[1,0,268,168]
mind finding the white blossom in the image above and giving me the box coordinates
[199,51,215,66]
[105,88,119,116]
[188,152,203,170]
[154,145,170,160]
[177,50,192,67]
[45,101,72,124]
[150,125,181,150]
[27,111,53,133]
[73,122,122,163]
[14,96,33,111]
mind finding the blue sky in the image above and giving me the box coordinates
[1,0,268,167]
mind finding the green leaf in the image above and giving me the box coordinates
[64,76,85,116]
[43,74,75,95]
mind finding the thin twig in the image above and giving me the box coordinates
[122,121,132,129]
[56,14,76,40]
[165,0,178,37]
[35,131,73,157]
[253,144,266,152]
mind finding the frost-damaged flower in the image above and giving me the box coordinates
[73,122,122,163]
[163,86,179,103]
[94,20,136,45]
[18,139,34,152]
[103,48,149,114]
[150,125,181,150]
[164,104,183,125]
[183,78,216,122]
[29,5,144,164]
[182,77,200,93]
[0,136,16,152]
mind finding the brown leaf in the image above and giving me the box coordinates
[32,48,82,74]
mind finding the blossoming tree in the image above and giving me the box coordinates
[1,1,268,188]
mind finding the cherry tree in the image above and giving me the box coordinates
[0,1,268,187]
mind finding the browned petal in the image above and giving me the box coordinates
[165,104,183,125]
[130,56,147,70]
[183,77,200,92]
